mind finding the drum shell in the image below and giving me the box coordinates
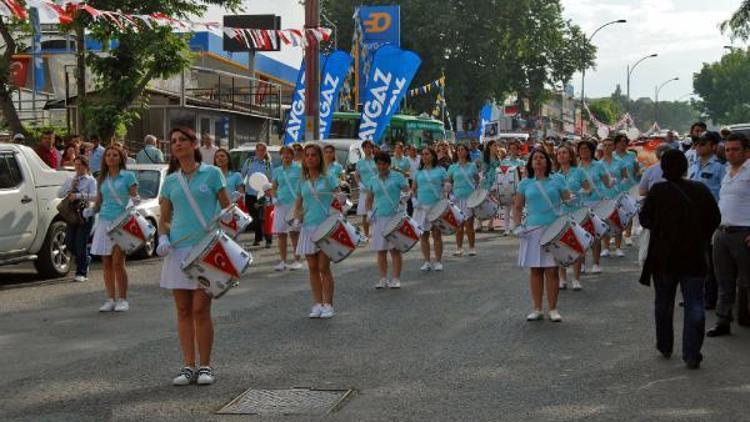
[615,193,638,228]
[312,215,361,263]
[427,200,465,235]
[467,189,499,220]
[180,231,253,299]
[330,196,353,215]
[572,208,609,240]
[107,210,156,255]
[592,199,621,234]
[284,207,302,232]
[218,206,253,239]
[383,214,423,253]
[540,217,594,267]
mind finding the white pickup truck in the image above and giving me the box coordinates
[0,143,72,278]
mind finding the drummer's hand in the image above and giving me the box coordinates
[512,225,527,238]
[220,209,234,224]
[156,235,171,257]
[82,208,95,218]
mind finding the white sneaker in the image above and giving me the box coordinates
[600,249,610,258]
[581,264,587,274]
[375,278,387,289]
[591,265,602,274]
[526,310,544,321]
[548,309,563,322]
[319,304,334,319]
[624,237,634,247]
[453,249,464,257]
[196,367,215,385]
[387,278,401,289]
[73,275,87,282]
[433,262,444,271]
[99,299,116,312]
[468,248,477,256]
[559,280,568,290]
[114,299,129,312]
[309,303,323,319]
[572,280,583,291]
[615,248,625,257]
[420,262,432,271]
[172,367,196,386]
[288,261,303,271]
[273,261,286,272]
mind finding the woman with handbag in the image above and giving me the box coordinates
[156,127,232,386]
[57,156,97,282]
[89,146,139,312]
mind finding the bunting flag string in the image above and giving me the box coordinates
[0,1,332,49]
[409,76,445,97]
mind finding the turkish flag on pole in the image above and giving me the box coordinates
[202,241,240,279]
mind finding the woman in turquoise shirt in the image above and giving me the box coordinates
[271,146,303,272]
[323,144,344,182]
[294,143,341,319]
[413,146,448,272]
[156,127,231,387]
[354,140,376,239]
[447,144,479,257]
[512,149,571,323]
[554,144,587,291]
[479,140,502,231]
[599,138,629,258]
[365,151,410,289]
[214,148,244,203]
[391,142,411,177]
[90,145,139,313]
[577,140,611,274]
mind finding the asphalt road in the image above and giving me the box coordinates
[1,231,748,422]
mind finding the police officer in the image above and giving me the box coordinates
[689,131,726,310]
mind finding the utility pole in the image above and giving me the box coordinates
[304,0,321,141]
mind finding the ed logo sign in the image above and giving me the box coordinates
[363,12,392,34]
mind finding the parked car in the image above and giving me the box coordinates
[229,144,282,171]
[0,144,72,278]
[728,123,750,139]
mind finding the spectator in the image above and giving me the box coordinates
[60,144,78,168]
[199,133,219,165]
[639,149,721,369]
[639,143,672,196]
[685,122,707,166]
[664,130,681,151]
[240,142,273,248]
[35,130,58,169]
[87,135,105,177]
[136,135,165,164]
[13,133,25,144]
[707,133,750,337]
[57,156,97,282]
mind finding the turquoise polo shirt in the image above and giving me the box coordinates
[225,171,243,195]
[161,164,226,247]
[327,162,344,180]
[600,156,626,198]
[298,174,338,228]
[366,170,408,217]
[391,156,411,175]
[99,170,138,222]
[447,162,478,200]
[272,163,302,206]
[553,167,585,212]
[480,159,501,190]
[689,155,726,201]
[517,176,565,226]
[615,150,640,189]
[579,161,609,203]
[415,166,447,207]
[356,158,377,186]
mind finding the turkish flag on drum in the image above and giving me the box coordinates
[123,216,146,241]
[236,197,248,214]
[443,210,459,228]
[264,205,274,235]
[331,223,355,249]
[202,241,240,279]
[559,227,584,254]
[399,220,419,240]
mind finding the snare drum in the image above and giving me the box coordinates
[180,230,253,299]
[572,207,609,240]
[312,215,362,263]
[284,207,302,232]
[330,195,353,215]
[467,189,500,220]
[495,166,520,205]
[383,214,423,253]
[217,205,252,239]
[540,216,594,267]
[427,199,465,235]
[592,199,623,234]
[615,193,638,228]
[107,209,156,255]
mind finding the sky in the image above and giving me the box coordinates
[202,0,742,101]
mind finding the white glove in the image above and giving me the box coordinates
[156,235,171,257]
[127,195,142,208]
[512,225,529,239]
[82,208,95,218]
[220,208,234,224]
[367,209,376,223]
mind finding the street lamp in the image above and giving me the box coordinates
[654,77,679,123]
[627,53,658,101]
[579,19,626,134]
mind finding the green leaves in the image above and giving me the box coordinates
[693,48,750,124]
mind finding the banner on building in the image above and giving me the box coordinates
[478,105,492,143]
[283,59,306,144]
[358,45,421,143]
[356,6,401,106]
[319,51,353,140]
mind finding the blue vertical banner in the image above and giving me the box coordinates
[319,51,353,140]
[358,45,422,143]
[356,6,401,107]
[283,59,307,145]
[478,104,492,143]
[30,7,45,92]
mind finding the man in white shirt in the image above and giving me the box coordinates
[199,133,219,165]
[707,133,750,337]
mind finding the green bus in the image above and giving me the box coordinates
[329,112,446,148]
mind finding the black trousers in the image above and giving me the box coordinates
[705,243,717,308]
[246,194,272,245]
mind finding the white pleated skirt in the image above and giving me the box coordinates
[272,203,294,234]
[90,219,116,256]
[160,246,199,290]
[517,225,557,268]
[296,226,320,256]
[412,206,432,232]
[370,214,397,252]
[454,197,473,220]
[356,191,369,216]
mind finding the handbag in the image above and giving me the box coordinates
[57,197,85,225]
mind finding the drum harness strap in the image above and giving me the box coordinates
[456,162,477,191]
[306,177,334,217]
[373,172,403,216]
[106,177,126,207]
[421,168,444,209]
[580,164,605,199]
[280,165,298,202]
[177,171,210,233]
[534,179,563,218]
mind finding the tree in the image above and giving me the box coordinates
[693,49,750,124]
[588,98,621,125]
[721,0,750,41]
[0,16,30,137]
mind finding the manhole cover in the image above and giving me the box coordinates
[217,388,353,415]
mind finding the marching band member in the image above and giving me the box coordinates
[413,146,448,271]
[294,143,341,319]
[614,134,642,245]
[554,144,586,290]
[214,148,244,204]
[599,138,628,258]
[513,149,571,322]
[354,140,377,240]
[500,139,526,235]
[479,140,501,232]
[447,143,479,256]
[391,142,411,177]
[365,151,410,289]
[271,146,303,271]
[157,127,230,386]
[324,144,345,182]
[577,140,611,274]
[89,145,139,312]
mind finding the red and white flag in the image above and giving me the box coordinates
[330,224,356,249]
[559,227,584,254]
[202,241,240,279]
[122,216,146,242]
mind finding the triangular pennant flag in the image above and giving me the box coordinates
[499,166,509,173]
[3,0,28,20]
[559,227,584,254]
[122,216,146,242]
[202,240,240,279]
[581,219,595,237]
[330,223,356,249]
[610,210,623,230]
